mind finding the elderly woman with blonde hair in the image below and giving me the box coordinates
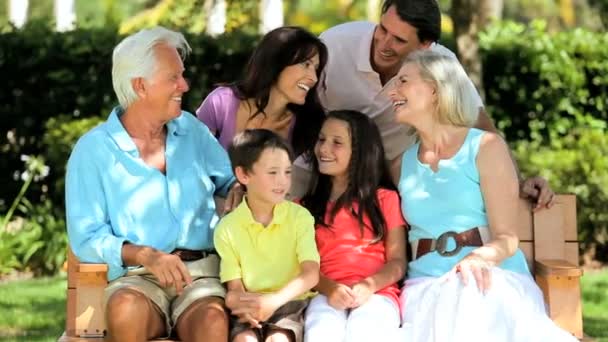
[390,50,577,341]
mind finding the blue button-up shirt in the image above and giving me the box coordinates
[66,107,235,281]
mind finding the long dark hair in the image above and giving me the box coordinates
[300,110,396,243]
[232,26,328,159]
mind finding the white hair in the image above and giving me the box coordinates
[112,26,191,109]
[405,50,480,127]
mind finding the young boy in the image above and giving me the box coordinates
[214,129,320,342]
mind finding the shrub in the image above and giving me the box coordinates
[481,20,608,142]
[513,124,608,261]
[42,115,104,203]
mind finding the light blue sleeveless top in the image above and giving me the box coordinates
[398,128,530,279]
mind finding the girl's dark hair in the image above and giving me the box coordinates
[300,110,396,243]
[232,26,328,159]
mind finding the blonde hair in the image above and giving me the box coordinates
[111,26,191,109]
[405,50,479,127]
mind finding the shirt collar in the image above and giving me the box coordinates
[356,24,376,73]
[105,106,136,152]
[105,106,189,152]
[233,196,289,228]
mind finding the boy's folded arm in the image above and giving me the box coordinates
[225,279,249,310]
[271,260,320,306]
[225,279,262,328]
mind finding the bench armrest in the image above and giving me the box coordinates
[535,259,583,277]
[534,259,583,339]
[78,263,108,273]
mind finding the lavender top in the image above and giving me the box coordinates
[196,86,295,149]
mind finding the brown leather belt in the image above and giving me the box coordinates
[414,227,484,260]
[171,249,216,261]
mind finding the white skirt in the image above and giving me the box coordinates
[397,268,579,342]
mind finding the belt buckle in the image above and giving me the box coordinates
[435,231,461,257]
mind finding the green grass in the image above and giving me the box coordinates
[0,271,606,341]
[581,270,608,341]
[0,276,66,342]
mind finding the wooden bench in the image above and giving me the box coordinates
[58,194,585,341]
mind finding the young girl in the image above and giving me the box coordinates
[300,110,406,342]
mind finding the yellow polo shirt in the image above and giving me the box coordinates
[214,199,319,298]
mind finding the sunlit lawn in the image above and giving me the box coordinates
[0,271,606,341]
[0,276,66,342]
[581,269,608,341]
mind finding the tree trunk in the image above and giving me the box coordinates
[205,0,227,36]
[451,0,503,102]
[559,0,575,27]
[8,0,29,28]
[367,0,382,21]
[54,0,76,31]
[260,0,284,34]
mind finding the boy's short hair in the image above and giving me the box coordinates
[228,129,294,173]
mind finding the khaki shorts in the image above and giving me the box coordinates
[104,254,225,336]
[230,299,309,342]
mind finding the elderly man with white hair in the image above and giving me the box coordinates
[66,27,241,342]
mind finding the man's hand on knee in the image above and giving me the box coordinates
[139,248,193,294]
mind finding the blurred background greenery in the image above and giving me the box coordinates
[0,0,606,340]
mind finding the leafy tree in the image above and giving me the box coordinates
[119,0,260,34]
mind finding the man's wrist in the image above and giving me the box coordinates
[134,246,156,266]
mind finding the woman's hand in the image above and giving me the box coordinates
[451,254,494,294]
[350,280,375,308]
[326,283,356,310]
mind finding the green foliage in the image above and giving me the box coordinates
[0,23,119,212]
[287,0,368,34]
[120,0,207,34]
[225,0,260,35]
[513,125,608,261]
[0,199,66,277]
[481,20,608,141]
[16,199,67,276]
[0,152,65,276]
[119,0,260,35]
[42,115,104,202]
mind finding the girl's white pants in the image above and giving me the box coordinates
[304,293,401,342]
